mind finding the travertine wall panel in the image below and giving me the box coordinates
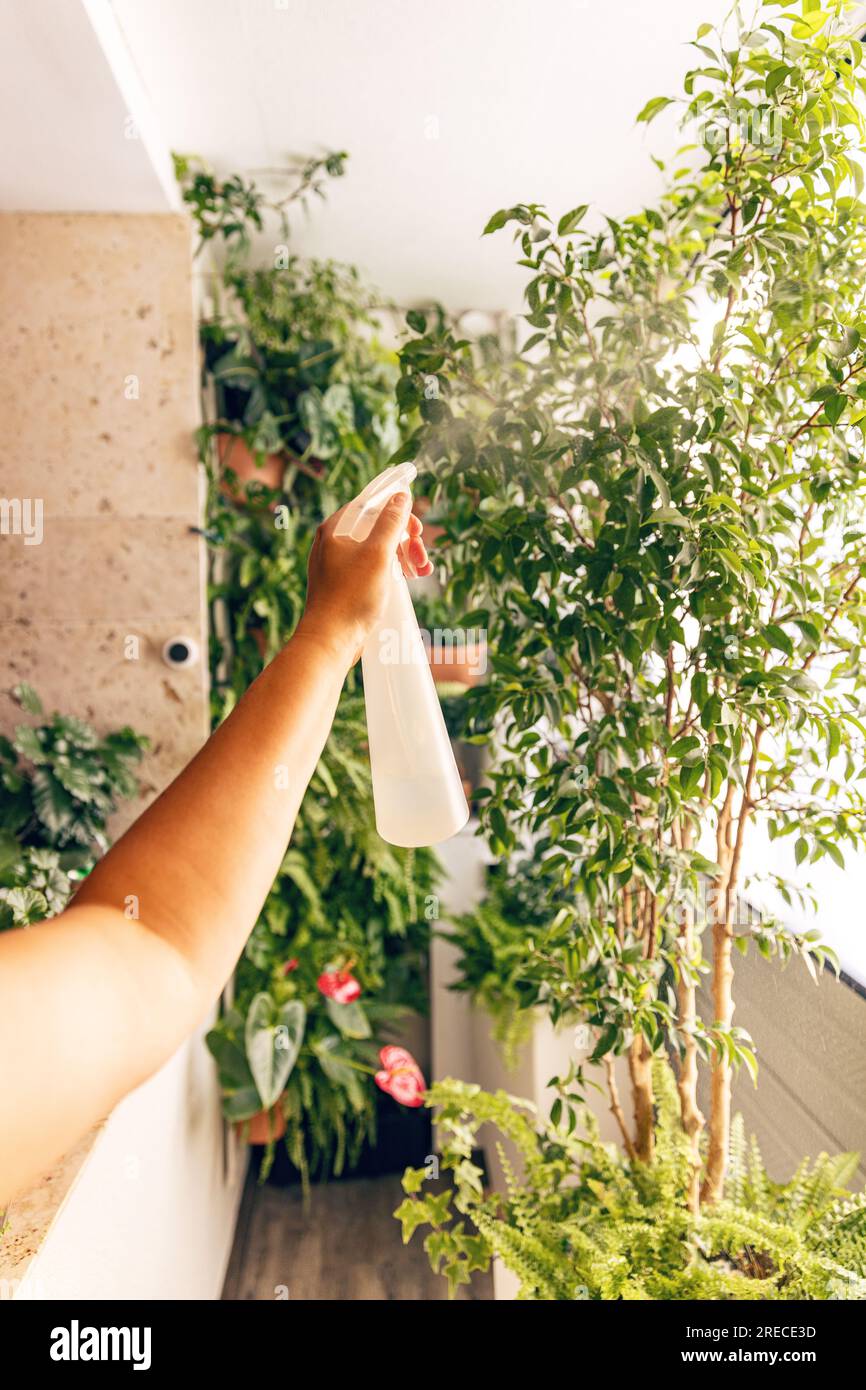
[0,212,209,821]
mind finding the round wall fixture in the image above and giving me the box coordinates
[162,636,200,670]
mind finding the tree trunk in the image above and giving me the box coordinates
[702,912,734,1205]
[675,826,705,1215]
[628,1034,655,1162]
[604,1055,637,1163]
[701,734,762,1205]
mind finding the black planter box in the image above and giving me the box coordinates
[248,1096,433,1187]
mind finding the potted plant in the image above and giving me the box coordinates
[0,684,147,932]
[390,0,866,1296]
[398,1060,866,1299]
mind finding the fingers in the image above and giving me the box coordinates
[398,537,413,578]
[397,512,433,579]
[405,510,433,575]
[325,492,433,578]
[324,500,423,548]
[398,537,429,579]
[367,491,412,552]
[410,536,433,576]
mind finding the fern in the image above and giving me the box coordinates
[472,1208,576,1301]
[727,1113,748,1208]
[399,1058,866,1300]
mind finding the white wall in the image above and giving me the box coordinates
[15,1026,245,1300]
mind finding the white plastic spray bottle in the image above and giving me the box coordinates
[334,462,470,848]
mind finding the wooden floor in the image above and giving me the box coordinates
[222,1165,493,1301]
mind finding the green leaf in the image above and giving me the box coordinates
[739,1047,759,1087]
[206,1028,256,1090]
[653,507,689,526]
[401,1166,427,1195]
[13,725,47,764]
[591,1025,618,1061]
[0,885,48,926]
[557,205,588,236]
[764,624,794,657]
[245,994,306,1109]
[0,829,21,879]
[221,1085,265,1123]
[313,1035,367,1110]
[30,769,74,835]
[636,95,675,124]
[12,683,42,715]
[394,1197,433,1243]
[325,998,372,1039]
[765,65,790,96]
[483,209,509,235]
[679,761,705,797]
[54,761,97,802]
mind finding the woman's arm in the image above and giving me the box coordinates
[0,491,430,1203]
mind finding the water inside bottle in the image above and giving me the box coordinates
[373,773,470,847]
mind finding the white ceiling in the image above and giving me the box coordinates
[2,0,756,308]
[106,0,732,310]
[0,0,178,213]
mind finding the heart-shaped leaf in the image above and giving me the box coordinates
[245,994,306,1108]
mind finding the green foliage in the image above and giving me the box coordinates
[399,1059,866,1300]
[174,151,348,253]
[445,856,575,1060]
[0,686,147,931]
[390,0,866,1105]
[185,159,438,1179]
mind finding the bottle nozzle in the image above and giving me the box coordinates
[335,462,418,542]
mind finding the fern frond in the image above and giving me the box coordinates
[726,1113,747,1207]
[471,1208,575,1300]
[746,1133,772,1216]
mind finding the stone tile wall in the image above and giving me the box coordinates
[0,213,208,820]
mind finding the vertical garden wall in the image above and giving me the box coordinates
[176,157,438,1184]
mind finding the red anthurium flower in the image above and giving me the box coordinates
[283,958,299,975]
[375,1045,426,1108]
[317,969,361,1003]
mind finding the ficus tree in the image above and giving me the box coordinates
[392,0,866,1211]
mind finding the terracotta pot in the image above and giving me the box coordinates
[429,638,487,688]
[217,433,283,501]
[238,1105,286,1145]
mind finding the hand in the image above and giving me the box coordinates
[298,492,433,665]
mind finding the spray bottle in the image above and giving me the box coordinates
[334,462,470,847]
